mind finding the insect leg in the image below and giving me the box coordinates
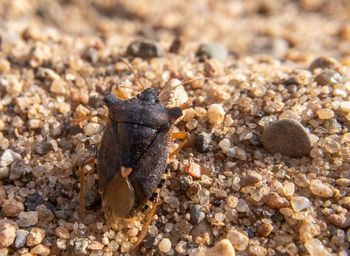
[78,155,96,217]
[169,132,189,159]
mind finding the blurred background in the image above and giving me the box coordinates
[0,0,349,61]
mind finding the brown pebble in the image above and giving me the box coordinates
[30,244,50,256]
[328,213,350,228]
[240,172,262,187]
[190,220,214,244]
[169,37,182,53]
[262,118,312,157]
[309,56,341,72]
[263,192,289,209]
[195,239,236,256]
[1,199,24,217]
[204,59,224,78]
[27,227,46,247]
[257,222,273,237]
[0,223,16,247]
[314,69,343,86]
[88,241,104,250]
[55,226,70,239]
[0,186,6,205]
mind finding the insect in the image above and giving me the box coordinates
[76,58,190,252]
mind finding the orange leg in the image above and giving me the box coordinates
[121,166,133,178]
[79,155,96,217]
[112,86,130,100]
[169,132,189,159]
[132,199,159,254]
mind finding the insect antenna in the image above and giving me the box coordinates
[119,57,145,91]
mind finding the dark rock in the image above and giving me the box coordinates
[35,141,53,155]
[314,69,343,86]
[189,204,205,225]
[126,39,164,58]
[262,118,312,157]
[195,132,212,153]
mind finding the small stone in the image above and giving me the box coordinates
[282,182,295,196]
[219,139,231,150]
[0,248,8,256]
[74,238,89,255]
[195,239,235,256]
[310,179,333,198]
[50,79,68,95]
[27,227,46,246]
[291,196,310,212]
[340,101,350,113]
[0,149,21,167]
[185,162,202,179]
[196,42,228,61]
[126,40,164,58]
[158,238,172,253]
[304,238,331,256]
[35,141,53,156]
[207,104,225,125]
[317,109,334,120]
[1,199,24,217]
[14,229,29,248]
[9,160,30,180]
[28,119,42,129]
[160,80,188,108]
[329,213,350,228]
[0,58,10,73]
[30,244,50,256]
[315,70,343,86]
[195,132,212,153]
[247,245,268,256]
[263,192,289,209]
[227,229,249,251]
[0,187,6,205]
[236,199,249,212]
[190,220,213,244]
[240,172,262,187]
[0,223,16,247]
[257,222,273,237]
[204,59,224,77]
[294,173,310,188]
[55,226,70,239]
[84,123,104,136]
[336,178,350,186]
[18,211,39,227]
[189,204,205,225]
[262,118,312,157]
[88,241,104,250]
[309,56,341,71]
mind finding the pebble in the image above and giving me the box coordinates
[14,229,29,248]
[309,179,333,198]
[50,79,68,95]
[0,248,8,256]
[247,245,268,256]
[88,241,104,250]
[257,222,273,237]
[185,162,202,179]
[190,220,213,244]
[18,211,39,227]
[291,196,310,212]
[195,132,212,153]
[196,42,228,61]
[30,244,50,256]
[35,141,53,155]
[207,104,225,125]
[1,199,24,217]
[204,59,224,77]
[0,223,16,248]
[0,149,21,167]
[263,192,289,209]
[309,56,341,72]
[315,69,343,86]
[0,58,10,73]
[336,178,350,186]
[158,238,172,253]
[304,238,331,256]
[189,204,205,225]
[240,172,262,187]
[84,123,104,136]
[227,229,249,251]
[261,118,312,157]
[27,227,46,246]
[195,239,235,256]
[74,238,90,255]
[9,160,30,180]
[328,213,350,228]
[317,109,334,120]
[126,39,164,58]
[55,226,70,239]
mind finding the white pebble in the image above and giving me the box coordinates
[0,149,21,167]
[159,238,172,253]
[208,104,225,125]
[291,196,310,212]
[219,139,231,149]
[84,123,104,136]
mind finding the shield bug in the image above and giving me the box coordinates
[77,58,191,251]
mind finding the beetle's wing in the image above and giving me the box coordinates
[102,174,135,220]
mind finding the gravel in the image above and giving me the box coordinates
[0,0,350,255]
